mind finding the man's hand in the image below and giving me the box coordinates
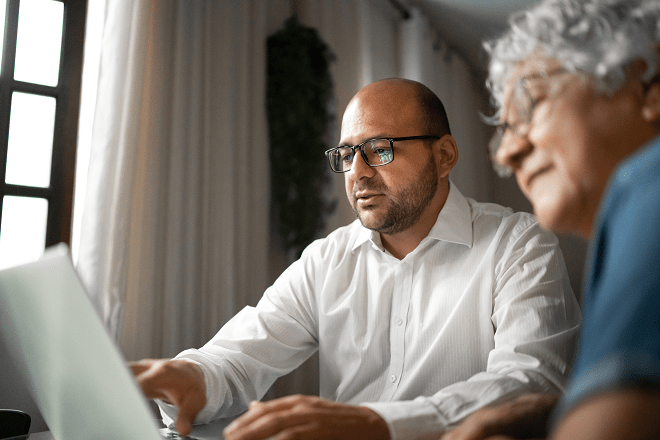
[223,395,390,440]
[439,393,558,440]
[129,358,207,436]
[551,388,660,440]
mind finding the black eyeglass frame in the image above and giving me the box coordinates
[325,135,440,173]
[489,67,572,178]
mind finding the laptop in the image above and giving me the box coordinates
[0,244,231,440]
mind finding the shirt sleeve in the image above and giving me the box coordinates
[552,170,660,424]
[157,247,322,425]
[365,219,581,440]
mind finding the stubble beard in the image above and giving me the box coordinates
[351,158,439,235]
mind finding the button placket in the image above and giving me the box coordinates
[380,259,413,400]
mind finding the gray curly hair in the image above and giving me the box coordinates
[484,0,660,114]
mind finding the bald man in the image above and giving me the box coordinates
[132,79,580,440]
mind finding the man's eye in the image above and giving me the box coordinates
[522,81,550,103]
[527,91,546,105]
[341,152,354,163]
[378,150,393,162]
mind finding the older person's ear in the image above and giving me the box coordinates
[641,80,660,123]
[434,134,458,178]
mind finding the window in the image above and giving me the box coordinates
[0,0,86,268]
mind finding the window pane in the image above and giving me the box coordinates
[0,0,6,76]
[0,196,48,269]
[14,0,64,87]
[6,92,57,187]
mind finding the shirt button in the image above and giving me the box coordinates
[395,317,403,326]
[389,375,397,383]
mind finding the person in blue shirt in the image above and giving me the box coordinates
[442,0,660,439]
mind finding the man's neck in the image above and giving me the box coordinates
[379,183,450,260]
[380,230,429,260]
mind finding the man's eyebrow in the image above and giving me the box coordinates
[338,135,391,148]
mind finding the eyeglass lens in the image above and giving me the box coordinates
[329,139,393,172]
[488,78,535,178]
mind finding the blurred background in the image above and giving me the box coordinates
[0,0,586,432]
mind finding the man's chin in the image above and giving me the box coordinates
[356,210,384,231]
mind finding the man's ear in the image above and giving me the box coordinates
[434,134,458,178]
[642,80,660,123]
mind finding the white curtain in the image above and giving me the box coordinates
[74,0,289,360]
[73,0,490,393]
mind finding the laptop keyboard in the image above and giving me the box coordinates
[162,431,199,440]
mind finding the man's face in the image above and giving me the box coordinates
[340,86,441,235]
[348,150,439,235]
[494,57,649,237]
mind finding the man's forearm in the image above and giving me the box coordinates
[440,393,558,440]
[365,369,561,439]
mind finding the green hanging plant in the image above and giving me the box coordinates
[266,16,337,258]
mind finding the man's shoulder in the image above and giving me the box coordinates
[463,198,562,259]
[612,134,660,193]
[467,197,540,237]
[600,137,660,236]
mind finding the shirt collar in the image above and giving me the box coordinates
[350,181,474,252]
[427,182,473,248]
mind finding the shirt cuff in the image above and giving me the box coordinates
[363,398,449,440]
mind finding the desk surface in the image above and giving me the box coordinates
[29,417,232,440]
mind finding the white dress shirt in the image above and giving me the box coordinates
[161,183,581,440]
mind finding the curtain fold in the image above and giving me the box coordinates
[75,0,279,359]
[75,0,149,341]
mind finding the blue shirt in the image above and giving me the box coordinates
[555,134,660,421]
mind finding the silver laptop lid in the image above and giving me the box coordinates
[0,244,163,440]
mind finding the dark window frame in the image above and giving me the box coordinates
[0,0,87,249]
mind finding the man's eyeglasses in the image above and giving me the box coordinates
[325,136,440,173]
[488,68,572,178]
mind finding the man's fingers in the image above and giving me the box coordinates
[228,396,304,433]
[129,363,150,375]
[270,423,325,440]
[175,412,194,437]
[225,395,389,440]
[127,358,207,437]
[226,410,311,440]
[173,392,207,437]
[225,397,322,440]
[128,358,159,375]
[132,360,171,400]
[225,404,287,439]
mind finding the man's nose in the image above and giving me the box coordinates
[495,130,532,173]
[347,148,375,180]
